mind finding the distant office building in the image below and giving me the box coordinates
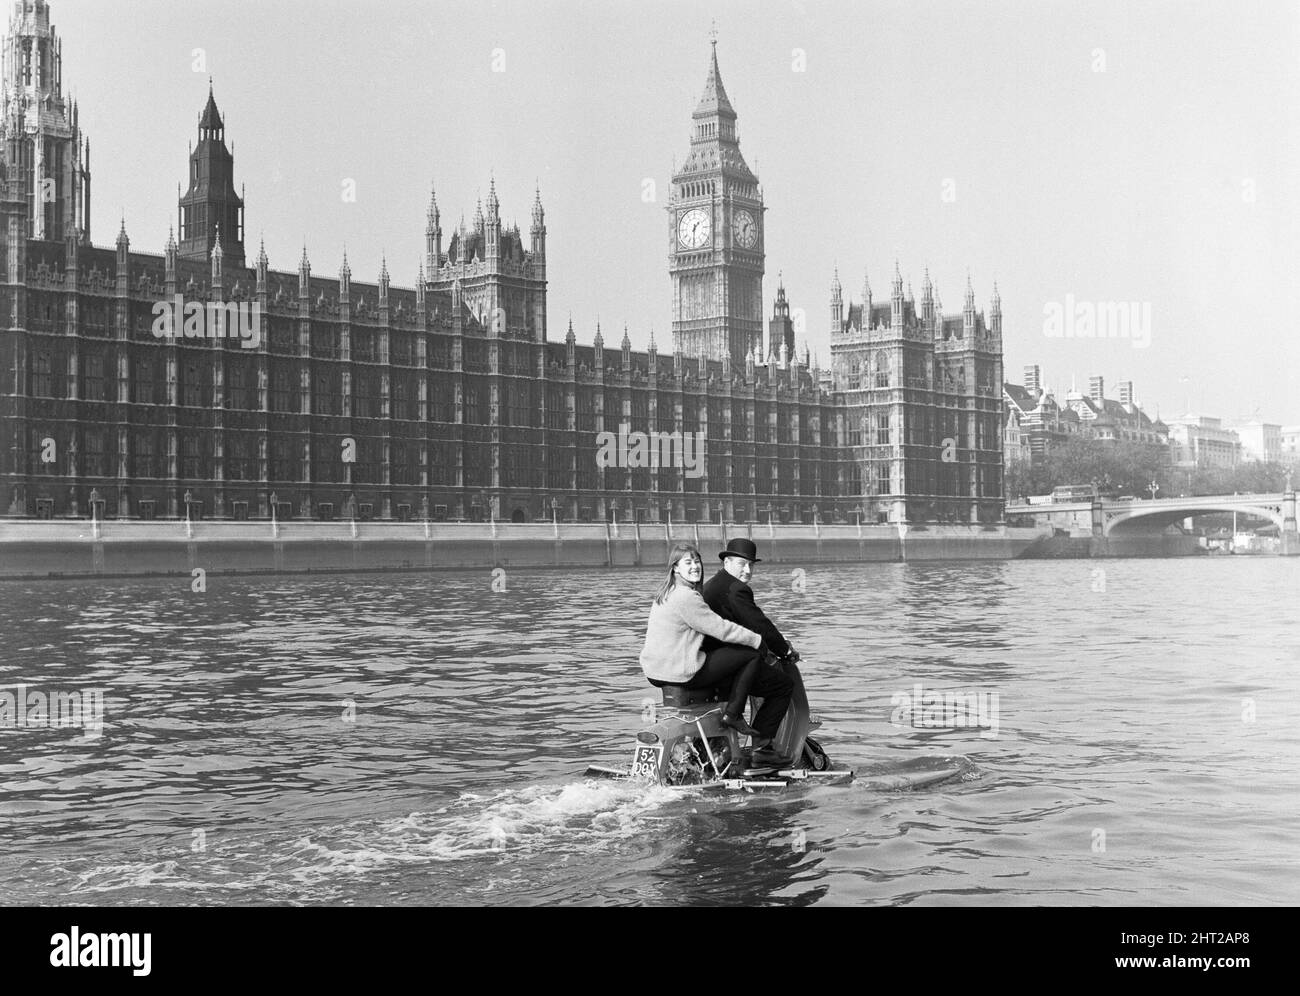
[1224,420,1281,463]
[1023,364,1042,397]
[1165,415,1241,469]
[1062,376,1167,446]
[1004,372,1166,464]
[1281,426,1300,466]
[1088,375,1105,405]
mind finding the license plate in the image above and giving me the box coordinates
[630,743,663,780]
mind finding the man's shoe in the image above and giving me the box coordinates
[719,712,760,737]
[749,747,793,768]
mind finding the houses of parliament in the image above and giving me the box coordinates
[0,0,1004,527]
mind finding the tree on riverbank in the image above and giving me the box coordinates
[1005,439,1169,499]
[1005,438,1291,500]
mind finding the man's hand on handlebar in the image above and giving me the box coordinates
[765,645,799,667]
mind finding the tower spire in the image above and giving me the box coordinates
[891,260,904,330]
[964,270,977,336]
[426,182,440,226]
[426,180,442,272]
[830,266,844,337]
[694,30,736,125]
[178,82,244,266]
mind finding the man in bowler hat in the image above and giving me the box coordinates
[702,538,795,766]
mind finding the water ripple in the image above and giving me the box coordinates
[1,558,1297,905]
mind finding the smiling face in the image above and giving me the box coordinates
[673,549,703,586]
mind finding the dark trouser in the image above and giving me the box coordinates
[685,641,793,740]
[684,643,761,721]
[737,653,793,740]
[651,643,757,718]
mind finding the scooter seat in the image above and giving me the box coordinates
[659,684,721,707]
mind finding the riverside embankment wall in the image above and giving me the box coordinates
[0,520,1060,579]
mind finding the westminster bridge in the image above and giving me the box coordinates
[1006,490,1300,556]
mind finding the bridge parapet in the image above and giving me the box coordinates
[1006,493,1298,554]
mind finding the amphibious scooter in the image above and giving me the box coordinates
[585,657,853,791]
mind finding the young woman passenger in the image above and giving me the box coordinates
[638,543,765,736]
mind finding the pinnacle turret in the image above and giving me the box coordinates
[427,182,440,228]
[178,82,244,266]
[3,0,90,241]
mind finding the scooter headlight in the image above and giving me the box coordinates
[636,731,660,745]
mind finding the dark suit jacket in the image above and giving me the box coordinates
[702,568,790,658]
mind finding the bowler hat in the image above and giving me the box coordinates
[718,538,762,562]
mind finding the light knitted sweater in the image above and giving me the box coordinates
[639,583,763,683]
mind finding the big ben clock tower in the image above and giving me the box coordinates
[669,39,765,365]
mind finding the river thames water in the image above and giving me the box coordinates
[0,557,1296,906]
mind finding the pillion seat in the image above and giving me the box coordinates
[658,684,723,707]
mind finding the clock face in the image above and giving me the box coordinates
[677,208,712,249]
[732,210,757,249]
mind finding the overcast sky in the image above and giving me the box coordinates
[51,0,1300,425]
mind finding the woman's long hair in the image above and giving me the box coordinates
[652,543,703,605]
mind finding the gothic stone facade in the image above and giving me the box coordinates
[830,267,1004,524]
[1,221,842,525]
[0,3,1003,525]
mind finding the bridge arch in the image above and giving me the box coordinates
[1102,497,1285,537]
